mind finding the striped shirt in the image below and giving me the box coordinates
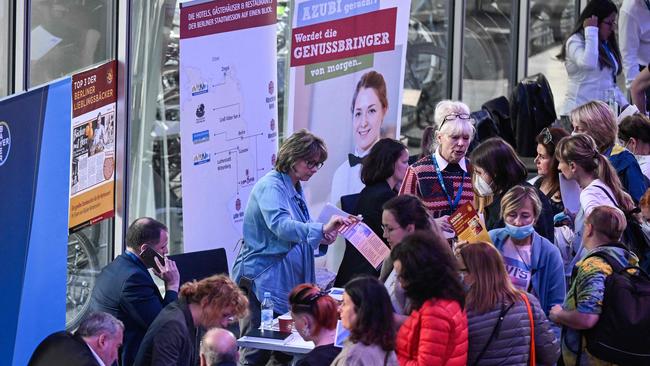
[399,155,474,218]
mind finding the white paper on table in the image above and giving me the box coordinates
[559,173,581,214]
[339,221,390,268]
[317,203,349,224]
[283,332,315,349]
[30,26,62,61]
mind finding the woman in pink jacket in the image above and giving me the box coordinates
[391,230,468,366]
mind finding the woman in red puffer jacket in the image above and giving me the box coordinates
[391,230,468,366]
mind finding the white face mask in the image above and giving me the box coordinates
[474,175,493,196]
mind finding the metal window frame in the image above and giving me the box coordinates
[449,0,465,100]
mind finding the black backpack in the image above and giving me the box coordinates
[574,247,650,365]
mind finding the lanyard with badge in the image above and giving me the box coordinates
[602,42,618,83]
[432,155,466,213]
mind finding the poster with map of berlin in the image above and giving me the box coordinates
[179,0,278,270]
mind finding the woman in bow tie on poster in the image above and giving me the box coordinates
[399,100,475,237]
[330,70,389,206]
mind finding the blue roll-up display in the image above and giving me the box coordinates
[0,78,72,365]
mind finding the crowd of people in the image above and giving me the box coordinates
[28,0,650,365]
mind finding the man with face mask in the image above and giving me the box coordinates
[90,217,180,366]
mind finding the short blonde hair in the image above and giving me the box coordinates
[500,185,542,221]
[570,101,617,152]
[275,129,327,173]
[433,100,475,139]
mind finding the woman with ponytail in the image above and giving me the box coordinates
[570,101,647,202]
[555,134,634,275]
[289,284,341,366]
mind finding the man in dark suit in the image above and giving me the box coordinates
[29,312,124,366]
[90,217,180,366]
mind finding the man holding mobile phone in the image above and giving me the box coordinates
[90,217,180,366]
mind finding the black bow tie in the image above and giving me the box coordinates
[348,154,363,167]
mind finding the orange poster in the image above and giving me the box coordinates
[68,61,117,232]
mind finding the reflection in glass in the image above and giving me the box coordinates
[66,220,112,330]
[462,0,514,110]
[401,1,450,152]
[528,0,577,115]
[29,0,115,87]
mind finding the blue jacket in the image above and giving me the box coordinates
[606,145,648,203]
[489,229,566,316]
[232,170,324,313]
[90,252,178,366]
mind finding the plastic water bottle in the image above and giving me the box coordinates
[261,292,274,330]
[606,89,619,116]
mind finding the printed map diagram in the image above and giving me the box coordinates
[179,23,278,269]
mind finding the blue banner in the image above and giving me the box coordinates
[0,78,72,365]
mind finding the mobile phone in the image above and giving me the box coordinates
[141,247,165,269]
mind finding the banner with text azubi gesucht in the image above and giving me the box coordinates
[286,0,410,270]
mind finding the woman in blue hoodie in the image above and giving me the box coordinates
[488,185,565,322]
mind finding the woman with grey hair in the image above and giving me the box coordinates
[232,129,352,366]
[399,100,475,235]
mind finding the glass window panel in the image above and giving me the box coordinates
[129,0,185,254]
[29,0,115,87]
[66,220,113,329]
[462,0,515,110]
[28,1,118,330]
[401,1,451,153]
[0,0,9,97]
[528,0,578,117]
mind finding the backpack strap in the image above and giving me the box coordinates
[593,185,622,212]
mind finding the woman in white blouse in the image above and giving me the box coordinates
[558,0,628,116]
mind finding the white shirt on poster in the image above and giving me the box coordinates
[619,0,650,88]
[330,147,370,206]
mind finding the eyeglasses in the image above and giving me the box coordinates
[541,127,554,145]
[602,20,617,27]
[440,113,471,130]
[305,160,324,169]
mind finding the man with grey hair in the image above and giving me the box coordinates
[28,312,124,366]
[200,328,239,366]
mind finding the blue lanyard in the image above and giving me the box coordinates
[602,42,617,82]
[432,155,466,213]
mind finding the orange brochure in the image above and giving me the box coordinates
[449,202,492,243]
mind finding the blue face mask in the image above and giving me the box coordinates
[505,223,535,240]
